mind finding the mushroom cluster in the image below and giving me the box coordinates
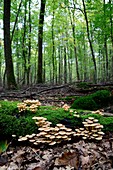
[17,103,27,112]
[17,99,41,113]
[92,109,104,116]
[75,117,104,140]
[18,116,105,146]
[62,104,70,111]
[18,116,75,146]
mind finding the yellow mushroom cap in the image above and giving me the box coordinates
[65,128,72,132]
[88,117,95,120]
[49,141,56,145]
[59,131,66,135]
[95,137,102,140]
[18,137,27,141]
[98,131,104,135]
[49,136,55,140]
[56,124,64,127]
[82,136,87,139]
[39,132,47,136]
[93,119,99,123]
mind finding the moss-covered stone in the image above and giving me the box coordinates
[71,90,111,110]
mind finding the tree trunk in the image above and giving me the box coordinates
[82,0,97,83]
[0,51,2,86]
[64,46,67,84]
[11,0,22,42]
[109,0,113,81]
[52,3,55,84]
[103,0,109,81]
[37,0,46,83]
[4,0,17,89]
[22,0,27,85]
[27,0,31,85]
[68,6,80,81]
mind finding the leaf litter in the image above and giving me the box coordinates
[0,138,113,170]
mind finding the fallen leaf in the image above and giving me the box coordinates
[56,150,80,169]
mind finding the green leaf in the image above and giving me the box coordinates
[0,140,9,154]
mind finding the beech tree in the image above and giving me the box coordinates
[3,0,17,89]
[37,0,46,83]
[0,0,112,87]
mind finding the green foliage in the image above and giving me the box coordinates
[71,90,111,110]
[0,140,9,154]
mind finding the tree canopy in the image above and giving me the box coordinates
[0,0,113,88]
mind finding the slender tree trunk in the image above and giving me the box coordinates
[16,27,20,84]
[0,51,2,86]
[52,2,55,84]
[4,0,17,89]
[43,54,46,83]
[11,0,22,42]
[58,46,61,84]
[22,0,27,85]
[27,0,31,85]
[104,37,109,81]
[83,33,87,81]
[37,0,46,83]
[64,46,67,84]
[103,0,109,81]
[82,0,97,83]
[68,6,80,81]
[68,48,72,83]
[109,0,113,81]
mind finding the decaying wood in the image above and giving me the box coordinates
[103,112,113,117]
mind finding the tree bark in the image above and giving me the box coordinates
[64,46,67,84]
[68,6,80,81]
[27,0,31,85]
[22,0,27,85]
[82,0,97,83]
[4,0,17,89]
[109,0,113,81]
[37,0,46,83]
[11,0,22,42]
[52,2,55,84]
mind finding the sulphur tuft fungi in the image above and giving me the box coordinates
[75,117,104,141]
[62,104,70,111]
[17,99,41,113]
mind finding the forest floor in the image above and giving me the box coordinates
[0,83,113,170]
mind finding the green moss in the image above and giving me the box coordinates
[71,96,98,110]
[0,100,113,139]
[71,90,111,110]
[82,113,102,120]
[91,90,111,107]
[0,114,38,138]
[0,100,19,116]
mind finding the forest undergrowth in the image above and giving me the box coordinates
[0,84,113,170]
